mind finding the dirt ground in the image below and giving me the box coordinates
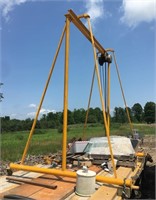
[137,135,156,199]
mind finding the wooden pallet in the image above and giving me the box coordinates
[0,160,143,200]
[0,165,101,200]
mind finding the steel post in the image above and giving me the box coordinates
[62,17,70,171]
[107,63,111,129]
[20,25,66,164]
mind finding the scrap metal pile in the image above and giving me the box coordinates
[66,135,143,171]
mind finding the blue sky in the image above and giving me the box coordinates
[0,0,156,119]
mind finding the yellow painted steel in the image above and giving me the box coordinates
[10,11,143,194]
[62,17,70,171]
[9,163,138,189]
[107,63,111,129]
[96,175,139,190]
[87,18,117,179]
[77,13,89,19]
[10,163,76,178]
[82,67,96,140]
[112,52,134,135]
[20,25,66,165]
[136,152,145,157]
[67,10,105,54]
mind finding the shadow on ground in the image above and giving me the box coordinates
[141,165,155,199]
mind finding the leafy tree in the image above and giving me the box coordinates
[88,114,97,123]
[113,107,126,123]
[73,109,81,124]
[23,118,33,130]
[94,107,103,122]
[1,101,155,132]
[46,112,56,128]
[125,107,133,122]
[73,108,86,124]
[0,83,4,102]
[67,109,74,124]
[144,102,155,123]
[132,103,143,122]
[79,108,86,123]
[47,112,54,121]
[88,108,97,123]
[59,110,74,125]
[3,116,10,121]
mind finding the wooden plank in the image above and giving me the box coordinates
[88,166,132,200]
[115,167,132,179]
[0,171,30,193]
[0,184,43,199]
[0,174,76,200]
[1,165,133,200]
[0,164,51,193]
[89,185,117,200]
[0,165,101,200]
[29,176,76,200]
[69,194,89,200]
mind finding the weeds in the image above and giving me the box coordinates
[1,123,155,162]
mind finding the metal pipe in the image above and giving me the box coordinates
[9,163,138,189]
[20,25,66,164]
[10,163,76,178]
[107,63,111,129]
[82,67,96,140]
[77,13,90,19]
[136,152,145,157]
[112,52,134,135]
[67,10,105,54]
[62,17,70,171]
[87,18,117,179]
[6,176,57,189]
[96,175,139,189]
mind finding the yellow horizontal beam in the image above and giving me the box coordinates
[67,9,105,54]
[136,152,145,157]
[9,163,138,189]
[10,163,76,178]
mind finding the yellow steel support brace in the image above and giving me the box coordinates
[87,18,117,178]
[107,63,111,129]
[68,10,105,54]
[20,25,66,164]
[62,17,70,171]
[9,163,139,189]
[82,67,96,140]
[113,52,134,135]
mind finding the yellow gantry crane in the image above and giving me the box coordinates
[9,9,141,190]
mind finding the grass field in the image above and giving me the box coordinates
[1,123,155,162]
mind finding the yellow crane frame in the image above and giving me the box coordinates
[9,10,140,190]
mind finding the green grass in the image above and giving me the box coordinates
[1,123,155,162]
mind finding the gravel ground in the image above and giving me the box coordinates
[0,153,62,176]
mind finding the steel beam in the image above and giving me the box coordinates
[9,163,139,189]
[67,9,105,54]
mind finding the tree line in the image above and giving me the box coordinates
[1,101,155,133]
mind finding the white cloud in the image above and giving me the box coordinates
[120,0,156,28]
[28,103,37,108]
[84,0,105,28]
[27,111,36,117]
[27,107,56,118]
[0,0,29,21]
[10,113,17,118]
[40,108,56,114]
